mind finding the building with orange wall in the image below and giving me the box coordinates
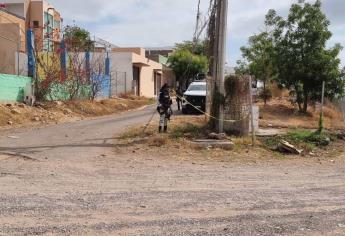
[110,47,175,98]
[0,9,25,74]
[1,0,62,51]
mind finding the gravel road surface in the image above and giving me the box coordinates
[1,106,345,235]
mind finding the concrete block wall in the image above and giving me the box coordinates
[0,73,32,102]
[108,52,134,96]
[15,52,28,76]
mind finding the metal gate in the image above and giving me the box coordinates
[335,98,345,121]
[110,71,127,97]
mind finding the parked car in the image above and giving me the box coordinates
[182,81,207,114]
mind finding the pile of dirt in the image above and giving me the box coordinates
[259,98,345,130]
[0,97,154,129]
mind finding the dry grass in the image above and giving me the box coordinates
[115,110,345,164]
[148,136,169,147]
[116,116,208,154]
[0,97,155,128]
[259,98,345,130]
[64,97,154,117]
[116,123,282,164]
[0,103,63,128]
[118,116,208,142]
[112,95,345,163]
[116,115,280,163]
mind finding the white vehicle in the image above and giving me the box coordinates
[182,81,207,114]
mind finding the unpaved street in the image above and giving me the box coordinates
[1,107,345,235]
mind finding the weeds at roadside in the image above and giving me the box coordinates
[262,129,333,153]
[148,136,169,147]
[118,127,155,140]
[169,123,207,140]
[117,117,210,149]
[116,108,345,162]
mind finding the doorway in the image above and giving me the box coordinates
[133,66,140,96]
[154,72,162,96]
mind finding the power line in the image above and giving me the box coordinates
[193,0,216,43]
[193,0,201,42]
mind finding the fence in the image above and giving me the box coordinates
[1,29,135,102]
[334,98,345,121]
[15,52,28,76]
[2,42,133,102]
[110,71,128,97]
[93,75,110,99]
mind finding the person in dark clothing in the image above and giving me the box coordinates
[157,83,173,133]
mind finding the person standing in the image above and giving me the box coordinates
[157,83,173,133]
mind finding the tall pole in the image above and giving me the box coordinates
[17,37,20,76]
[17,24,21,76]
[115,71,118,96]
[321,81,325,118]
[319,81,325,132]
[249,76,256,146]
[216,0,228,133]
[193,0,201,42]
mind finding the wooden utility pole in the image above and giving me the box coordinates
[215,0,228,133]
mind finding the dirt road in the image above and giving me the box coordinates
[0,105,156,160]
[1,107,345,235]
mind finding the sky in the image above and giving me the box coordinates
[49,0,344,67]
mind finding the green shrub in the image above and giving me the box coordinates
[263,129,331,151]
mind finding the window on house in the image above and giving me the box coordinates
[43,39,53,52]
[33,21,39,28]
[44,12,54,38]
[44,12,53,26]
[54,20,60,30]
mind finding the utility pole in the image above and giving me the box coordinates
[319,81,325,133]
[249,76,256,146]
[215,0,228,133]
[193,0,201,43]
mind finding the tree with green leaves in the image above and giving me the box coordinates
[168,49,208,89]
[237,31,276,104]
[266,0,345,113]
[64,25,94,51]
[175,40,207,56]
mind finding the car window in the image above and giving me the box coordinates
[188,84,206,91]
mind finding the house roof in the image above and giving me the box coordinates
[94,37,118,50]
[0,8,25,20]
[145,46,174,51]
